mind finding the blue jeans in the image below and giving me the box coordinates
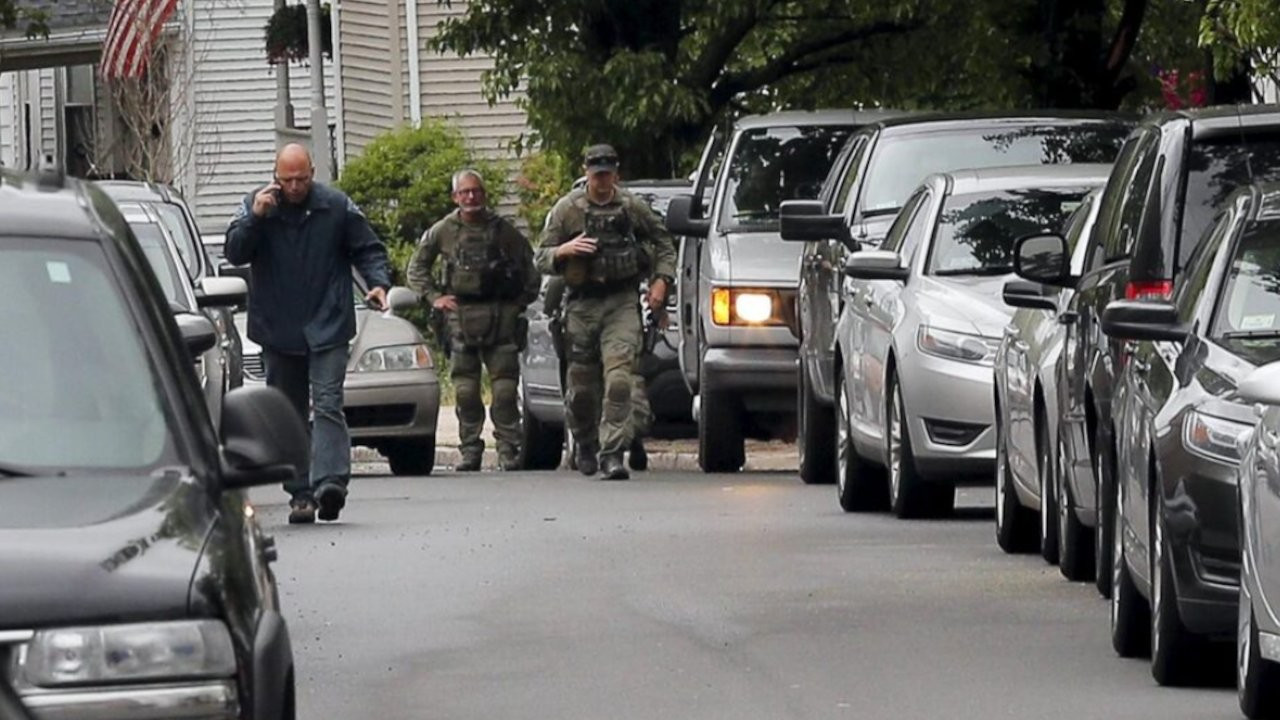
[263,345,350,500]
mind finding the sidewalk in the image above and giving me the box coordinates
[352,404,799,473]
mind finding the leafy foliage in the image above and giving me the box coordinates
[0,1,49,39]
[263,2,333,66]
[1199,0,1280,95]
[514,149,574,234]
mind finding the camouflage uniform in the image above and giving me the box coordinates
[408,208,539,467]
[536,188,676,466]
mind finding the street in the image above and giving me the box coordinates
[254,467,1236,720]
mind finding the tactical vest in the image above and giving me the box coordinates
[446,220,517,301]
[564,196,644,288]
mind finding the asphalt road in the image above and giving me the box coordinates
[252,467,1238,720]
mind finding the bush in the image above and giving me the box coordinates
[515,150,575,235]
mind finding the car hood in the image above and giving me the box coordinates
[708,231,803,286]
[347,306,426,368]
[914,274,1015,338]
[0,473,209,628]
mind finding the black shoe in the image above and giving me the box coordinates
[288,498,316,525]
[315,484,346,522]
[499,453,521,471]
[576,446,599,476]
[600,454,630,481]
[628,438,648,471]
[455,455,482,472]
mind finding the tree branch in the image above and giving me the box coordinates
[686,3,769,91]
[1104,0,1147,75]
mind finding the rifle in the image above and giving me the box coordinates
[429,307,452,360]
[641,304,665,356]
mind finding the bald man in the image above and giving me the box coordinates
[226,143,392,524]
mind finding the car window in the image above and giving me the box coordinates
[0,238,174,470]
[1181,134,1280,270]
[129,222,192,311]
[858,122,1129,217]
[832,134,871,214]
[1211,220,1280,364]
[1176,208,1236,322]
[1062,190,1101,274]
[928,186,1094,276]
[1086,134,1145,272]
[717,124,855,231]
[897,192,937,265]
[1104,135,1158,262]
[880,190,927,254]
[150,202,202,278]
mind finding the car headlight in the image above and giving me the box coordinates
[355,344,432,372]
[711,287,787,326]
[1183,411,1253,465]
[22,620,236,687]
[916,325,1000,366]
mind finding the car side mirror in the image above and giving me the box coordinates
[1238,362,1280,407]
[1002,280,1058,311]
[780,200,848,246]
[1013,233,1073,287]
[1100,300,1187,342]
[219,385,310,490]
[387,286,419,312]
[843,250,909,281]
[175,312,218,357]
[195,276,248,309]
[666,195,711,238]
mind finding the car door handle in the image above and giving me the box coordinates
[1058,310,1078,326]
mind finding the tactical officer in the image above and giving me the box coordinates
[536,145,676,480]
[407,169,539,471]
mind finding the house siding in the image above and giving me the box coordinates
[338,0,402,158]
[0,72,14,168]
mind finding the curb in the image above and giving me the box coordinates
[352,446,798,473]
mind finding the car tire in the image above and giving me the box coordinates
[1239,594,1280,719]
[798,362,835,485]
[1056,430,1095,582]
[698,384,744,473]
[887,372,952,519]
[1151,490,1205,686]
[1095,419,1117,598]
[387,436,436,476]
[1110,484,1150,658]
[836,368,887,512]
[995,409,1037,553]
[520,381,564,471]
[1037,411,1060,565]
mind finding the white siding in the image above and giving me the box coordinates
[181,0,335,233]
[338,0,402,158]
[0,72,14,168]
[37,67,56,160]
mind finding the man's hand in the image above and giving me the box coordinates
[554,233,598,260]
[252,183,281,217]
[647,277,668,312]
[365,287,388,311]
[433,295,458,312]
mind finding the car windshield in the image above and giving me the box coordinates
[861,123,1129,215]
[1211,221,1280,364]
[928,186,1095,276]
[129,222,191,311]
[0,239,175,471]
[1180,135,1280,271]
[718,124,854,231]
[150,202,202,278]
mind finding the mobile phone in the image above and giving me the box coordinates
[270,176,283,202]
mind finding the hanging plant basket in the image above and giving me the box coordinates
[264,3,333,65]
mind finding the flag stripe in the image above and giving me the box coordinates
[100,0,179,80]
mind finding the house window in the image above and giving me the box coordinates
[63,64,97,177]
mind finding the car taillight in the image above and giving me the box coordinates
[1124,280,1173,300]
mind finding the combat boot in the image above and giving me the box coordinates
[455,453,482,472]
[600,453,630,481]
[499,451,522,471]
[628,437,648,471]
[576,444,599,476]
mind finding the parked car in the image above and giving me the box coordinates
[837,164,1109,518]
[1009,104,1280,598]
[666,109,903,472]
[115,200,247,427]
[1235,358,1280,718]
[781,111,1133,484]
[520,179,695,470]
[994,188,1103,567]
[235,278,441,476]
[1092,183,1280,686]
[0,162,307,720]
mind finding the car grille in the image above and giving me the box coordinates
[923,418,986,447]
[345,404,415,428]
[243,353,265,380]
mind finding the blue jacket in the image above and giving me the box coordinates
[225,183,391,354]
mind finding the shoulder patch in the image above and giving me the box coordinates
[345,197,366,219]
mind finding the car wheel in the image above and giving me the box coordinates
[798,362,835,485]
[1110,483,1150,658]
[995,409,1037,553]
[1037,411,1059,565]
[1056,429,1095,582]
[519,379,564,470]
[698,382,744,473]
[1095,420,1116,598]
[1239,591,1280,718]
[836,368,887,512]
[1151,489,1205,686]
[387,436,436,476]
[887,372,951,519]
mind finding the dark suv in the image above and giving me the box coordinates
[1010,104,1280,598]
[780,112,1133,484]
[0,163,308,719]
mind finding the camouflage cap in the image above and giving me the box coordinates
[584,144,620,173]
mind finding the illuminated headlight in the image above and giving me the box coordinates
[917,325,1000,366]
[1183,411,1253,465]
[355,344,432,372]
[22,620,236,687]
[711,287,786,326]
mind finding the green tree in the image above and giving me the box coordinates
[1200,0,1280,100]
[0,1,49,38]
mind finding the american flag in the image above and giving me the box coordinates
[99,0,179,80]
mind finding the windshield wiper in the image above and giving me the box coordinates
[0,463,37,477]
[933,266,1015,277]
[1221,329,1280,340]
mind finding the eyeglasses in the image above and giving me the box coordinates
[454,187,485,196]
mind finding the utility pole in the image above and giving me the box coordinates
[273,0,294,134]
[306,0,332,181]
